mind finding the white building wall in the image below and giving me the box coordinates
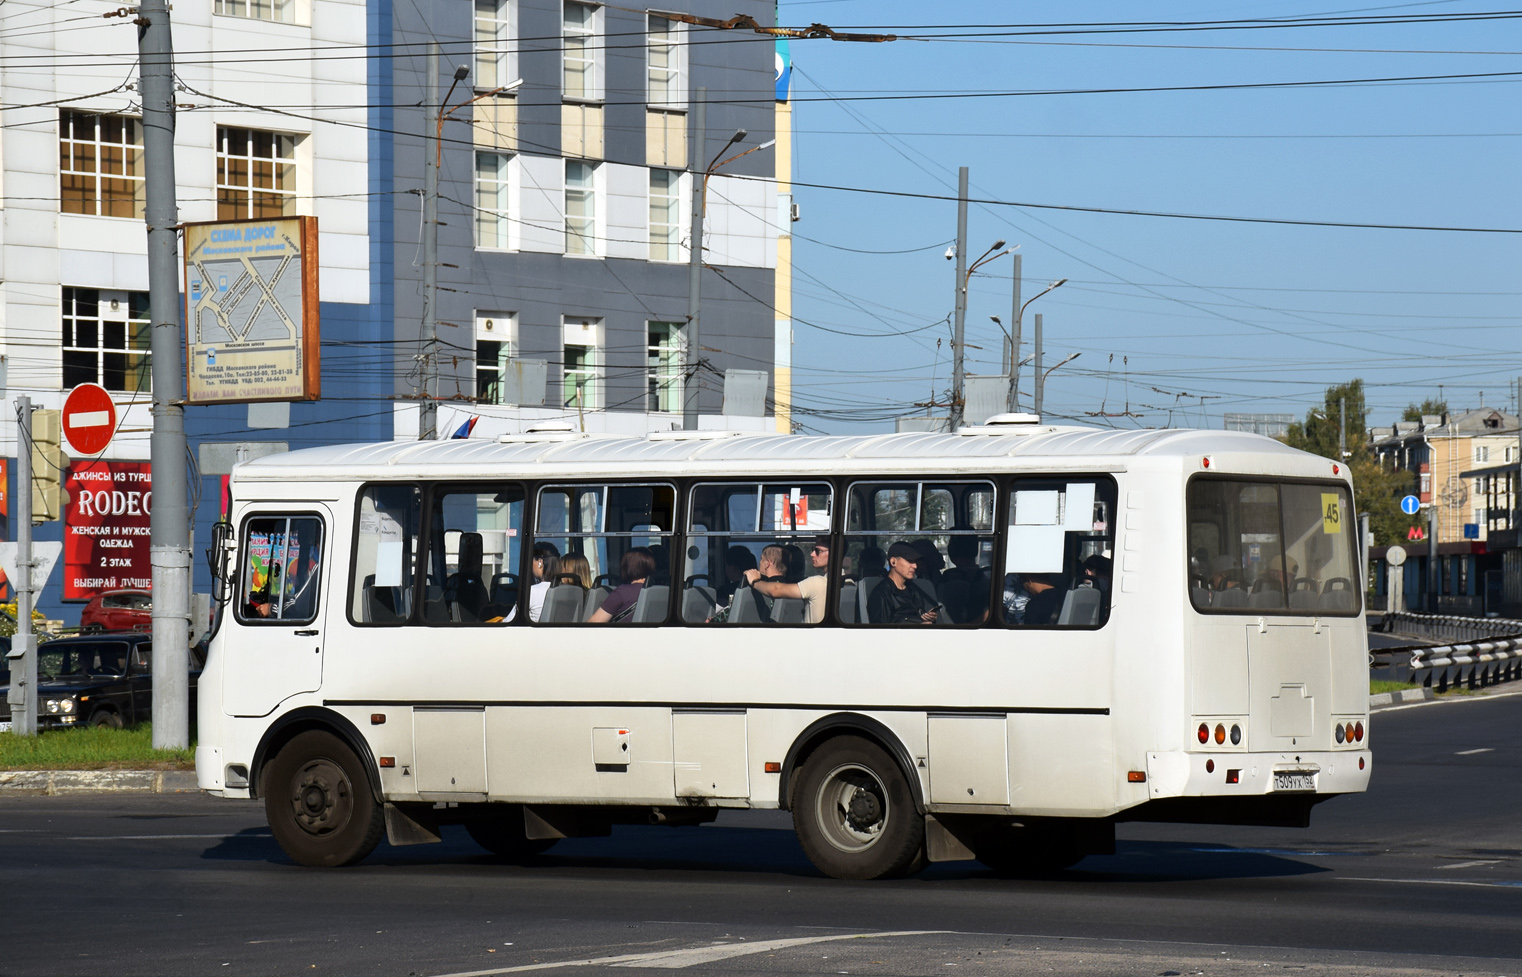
[704,173,775,270]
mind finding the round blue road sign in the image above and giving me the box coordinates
[1401,494,1421,516]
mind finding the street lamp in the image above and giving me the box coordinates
[1036,351,1081,418]
[1006,258,1067,414]
[950,237,1009,430]
[684,103,775,431]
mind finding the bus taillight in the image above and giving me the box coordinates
[1197,723,1209,744]
[1354,721,1364,742]
[1214,723,1226,745]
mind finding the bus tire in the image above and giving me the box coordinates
[466,807,559,860]
[974,822,1085,876]
[792,735,924,880]
[264,730,385,868]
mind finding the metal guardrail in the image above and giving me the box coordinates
[1371,626,1522,693]
[1379,610,1522,644]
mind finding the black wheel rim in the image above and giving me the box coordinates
[288,757,353,838]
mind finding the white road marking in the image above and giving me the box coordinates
[1436,860,1502,870]
[1339,876,1522,889]
[66,833,272,840]
[1379,689,1522,713]
[425,931,948,976]
[1455,747,1494,755]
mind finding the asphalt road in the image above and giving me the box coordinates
[4,692,1520,977]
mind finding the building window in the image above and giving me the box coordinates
[475,152,511,249]
[475,0,512,90]
[563,346,597,409]
[1420,472,1431,495]
[565,160,597,255]
[214,0,294,22]
[217,127,297,221]
[62,287,150,393]
[649,168,681,261]
[647,322,683,413]
[647,15,682,107]
[1508,446,1518,463]
[563,2,597,100]
[476,312,514,404]
[59,110,144,219]
[1476,445,1490,463]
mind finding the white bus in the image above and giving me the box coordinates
[195,422,1371,879]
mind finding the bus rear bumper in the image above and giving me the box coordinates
[1146,749,1371,799]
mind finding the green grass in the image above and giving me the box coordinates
[1370,679,1419,695]
[0,724,194,771]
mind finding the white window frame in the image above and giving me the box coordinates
[565,159,600,256]
[646,321,684,413]
[1476,444,1490,463]
[62,287,151,393]
[59,110,144,220]
[475,151,514,250]
[562,317,603,410]
[214,0,297,24]
[646,13,687,110]
[216,126,299,221]
[648,167,683,262]
[562,1,602,102]
[474,0,516,92]
[476,311,517,404]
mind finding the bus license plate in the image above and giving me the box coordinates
[1274,771,1315,792]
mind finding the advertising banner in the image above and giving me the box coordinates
[182,215,320,404]
[64,460,152,600]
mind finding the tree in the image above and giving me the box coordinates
[1402,398,1448,423]
[1282,379,1417,545]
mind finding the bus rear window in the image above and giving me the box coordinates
[1188,478,1359,615]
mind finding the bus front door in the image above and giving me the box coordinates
[224,508,331,717]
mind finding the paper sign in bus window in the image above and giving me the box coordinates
[1062,482,1096,530]
[1014,490,1060,526]
[1006,525,1066,573]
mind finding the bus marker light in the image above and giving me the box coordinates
[1205,759,1215,774]
[1354,721,1364,742]
[764,762,782,773]
[1230,724,1242,745]
[1202,456,1211,469]
[1226,769,1240,784]
[379,757,396,768]
[371,714,386,725]
[1359,757,1365,770]
[1198,723,1209,744]
[1332,464,1340,475]
[1214,723,1226,745]
[1335,724,1345,744]
[1128,771,1146,783]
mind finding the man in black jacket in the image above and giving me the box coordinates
[866,542,939,625]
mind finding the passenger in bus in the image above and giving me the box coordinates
[941,535,990,624]
[648,542,672,586]
[560,553,594,590]
[1021,573,1067,626]
[742,536,830,624]
[1080,554,1113,594]
[527,542,562,623]
[909,539,945,585]
[588,547,656,623]
[758,544,796,583]
[716,545,757,607]
[854,545,888,581]
[866,542,938,625]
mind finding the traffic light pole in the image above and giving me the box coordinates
[7,397,37,736]
[139,0,191,749]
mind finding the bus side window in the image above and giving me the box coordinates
[239,514,325,625]
[421,484,526,626]
[350,485,421,625]
[533,483,676,624]
[1000,477,1115,629]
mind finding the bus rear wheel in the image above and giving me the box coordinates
[264,730,385,868]
[792,736,924,880]
[466,807,559,860]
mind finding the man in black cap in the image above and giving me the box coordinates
[866,541,939,625]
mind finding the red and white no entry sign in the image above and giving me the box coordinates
[62,383,117,455]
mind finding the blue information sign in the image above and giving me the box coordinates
[1401,494,1421,516]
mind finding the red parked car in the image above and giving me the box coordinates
[80,590,152,632]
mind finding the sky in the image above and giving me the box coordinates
[769,1,1522,434]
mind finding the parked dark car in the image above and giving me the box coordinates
[0,633,196,731]
[79,590,152,633]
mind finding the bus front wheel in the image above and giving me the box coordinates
[264,730,385,868]
[792,736,924,880]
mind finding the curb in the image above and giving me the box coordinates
[0,769,199,794]
[1369,688,1435,710]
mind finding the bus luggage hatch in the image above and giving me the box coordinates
[672,709,749,799]
[1245,623,1331,752]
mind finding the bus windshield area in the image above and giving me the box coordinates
[1187,478,1359,615]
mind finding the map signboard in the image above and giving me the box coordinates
[182,215,320,404]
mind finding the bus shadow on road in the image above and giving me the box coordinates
[1036,839,1336,883]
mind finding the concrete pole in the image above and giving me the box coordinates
[949,167,969,431]
[1007,253,1022,413]
[7,398,36,736]
[419,42,440,440]
[1515,377,1521,530]
[1427,502,1439,613]
[1339,396,1347,460]
[683,90,706,431]
[139,0,191,749]
[1033,313,1044,418]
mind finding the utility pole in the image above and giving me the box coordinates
[1426,502,1439,613]
[683,90,706,431]
[139,0,191,750]
[949,166,969,431]
[1033,312,1044,418]
[1339,396,1347,460]
[419,42,441,441]
[7,398,36,736]
[1007,253,1022,413]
